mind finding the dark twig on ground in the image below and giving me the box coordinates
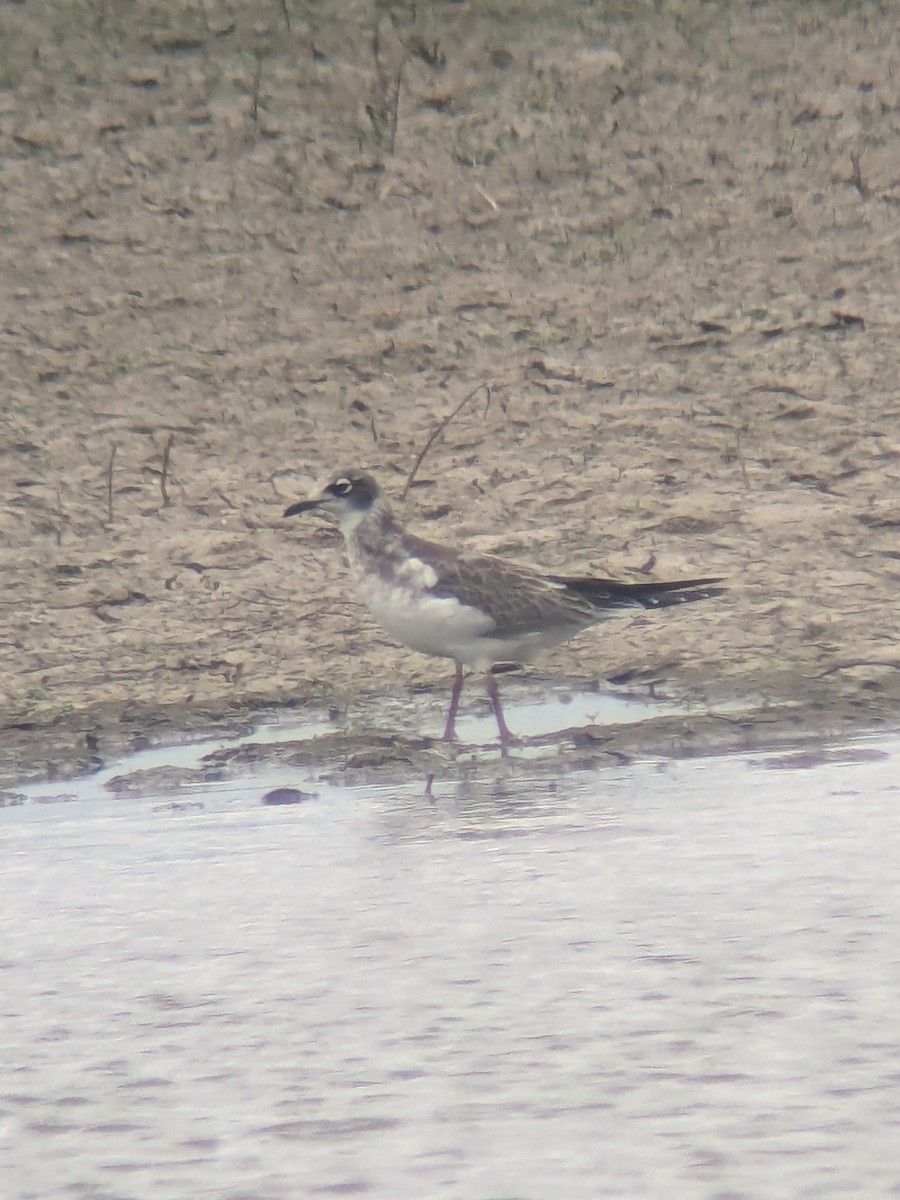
[106,442,117,525]
[248,49,266,124]
[402,383,492,501]
[160,433,175,507]
[366,14,405,153]
[850,150,870,199]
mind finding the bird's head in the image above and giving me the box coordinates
[283,468,381,534]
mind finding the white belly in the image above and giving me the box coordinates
[361,575,494,664]
[358,574,574,668]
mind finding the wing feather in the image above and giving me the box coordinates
[403,534,594,637]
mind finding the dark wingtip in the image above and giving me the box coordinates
[554,573,727,613]
[665,577,725,591]
[653,580,727,607]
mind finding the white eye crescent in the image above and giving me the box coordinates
[333,478,352,495]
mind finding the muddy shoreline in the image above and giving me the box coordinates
[4,666,898,797]
[4,2,900,789]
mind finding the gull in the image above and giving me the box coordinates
[284,468,724,747]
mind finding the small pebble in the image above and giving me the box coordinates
[261,787,314,806]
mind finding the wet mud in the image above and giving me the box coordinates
[4,2,900,788]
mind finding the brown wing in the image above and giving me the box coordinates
[403,533,596,637]
[404,529,724,632]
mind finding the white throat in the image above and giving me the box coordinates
[335,506,370,539]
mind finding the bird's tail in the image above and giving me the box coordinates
[551,575,725,611]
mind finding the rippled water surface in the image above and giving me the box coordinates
[4,730,900,1199]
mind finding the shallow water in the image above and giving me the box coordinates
[9,684,729,807]
[3,717,900,1199]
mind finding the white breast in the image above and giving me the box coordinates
[356,571,577,668]
[358,571,495,665]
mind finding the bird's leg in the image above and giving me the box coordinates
[483,669,514,751]
[442,662,465,742]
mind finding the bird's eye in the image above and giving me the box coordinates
[330,477,353,496]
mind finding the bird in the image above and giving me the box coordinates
[283,468,724,748]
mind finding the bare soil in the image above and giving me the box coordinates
[3,0,900,788]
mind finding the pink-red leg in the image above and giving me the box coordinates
[442,662,465,742]
[483,669,514,750]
